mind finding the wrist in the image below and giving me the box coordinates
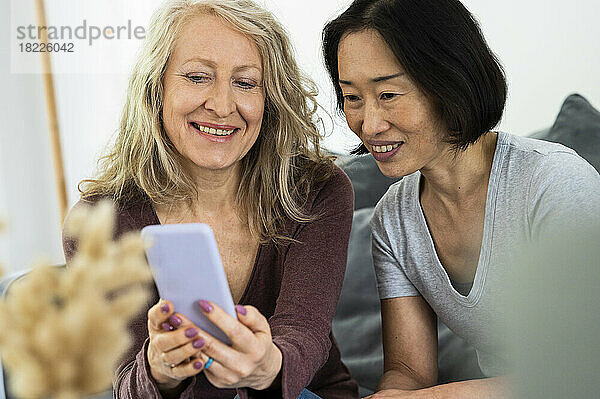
[151,367,181,390]
[156,377,188,399]
[253,342,282,390]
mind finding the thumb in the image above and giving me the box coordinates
[235,304,270,335]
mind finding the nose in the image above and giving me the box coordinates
[203,80,236,118]
[360,101,389,138]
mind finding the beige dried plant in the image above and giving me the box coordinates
[0,201,152,399]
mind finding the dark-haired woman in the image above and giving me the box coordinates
[323,0,600,397]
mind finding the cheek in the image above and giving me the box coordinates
[238,96,265,130]
[163,80,197,116]
[161,89,194,147]
[344,110,362,137]
[161,93,177,140]
[162,91,184,131]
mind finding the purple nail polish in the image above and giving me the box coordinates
[198,300,213,313]
[185,327,198,338]
[235,305,247,316]
[161,322,174,331]
[192,338,205,348]
[193,361,203,370]
[161,303,170,313]
[169,314,182,327]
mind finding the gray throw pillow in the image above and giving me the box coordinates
[531,94,600,171]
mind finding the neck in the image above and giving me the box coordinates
[158,160,244,222]
[191,167,241,214]
[420,132,498,204]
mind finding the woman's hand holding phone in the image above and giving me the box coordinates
[193,299,282,390]
[146,300,206,390]
[146,299,282,392]
[142,224,281,391]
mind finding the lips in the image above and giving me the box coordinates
[372,143,401,153]
[190,122,237,136]
[189,121,239,143]
[368,141,404,162]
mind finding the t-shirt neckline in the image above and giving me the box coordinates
[412,132,508,307]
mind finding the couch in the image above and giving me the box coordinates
[1,94,598,398]
[331,93,600,396]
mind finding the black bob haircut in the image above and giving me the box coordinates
[322,0,507,153]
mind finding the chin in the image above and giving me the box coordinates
[375,161,415,179]
[200,161,234,171]
[187,155,233,171]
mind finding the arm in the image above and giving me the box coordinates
[373,298,511,399]
[377,296,438,391]
[266,168,355,398]
[369,377,511,399]
[63,200,200,399]
[136,168,354,399]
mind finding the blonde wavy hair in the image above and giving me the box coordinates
[81,0,335,242]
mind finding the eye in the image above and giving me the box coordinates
[234,79,258,90]
[343,94,361,103]
[380,92,398,101]
[184,73,211,84]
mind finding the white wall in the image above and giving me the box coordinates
[1,0,63,272]
[462,0,600,135]
[2,0,599,271]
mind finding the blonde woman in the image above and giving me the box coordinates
[63,1,359,398]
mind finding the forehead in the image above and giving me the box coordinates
[172,13,262,70]
[337,29,403,80]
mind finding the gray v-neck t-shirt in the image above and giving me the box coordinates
[371,132,600,377]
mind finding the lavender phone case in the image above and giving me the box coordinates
[141,223,235,345]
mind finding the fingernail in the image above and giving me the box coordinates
[169,314,182,327]
[193,361,203,369]
[198,300,213,313]
[192,338,205,348]
[235,305,247,316]
[161,303,170,313]
[161,322,174,331]
[185,327,198,338]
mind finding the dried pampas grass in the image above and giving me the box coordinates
[0,201,152,399]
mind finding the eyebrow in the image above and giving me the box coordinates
[339,72,405,85]
[181,57,262,73]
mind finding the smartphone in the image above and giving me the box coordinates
[141,223,236,345]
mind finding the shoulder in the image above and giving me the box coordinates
[495,133,600,233]
[63,195,112,228]
[497,132,599,191]
[62,197,109,263]
[500,131,578,158]
[499,132,595,173]
[65,190,157,238]
[373,172,418,225]
[309,164,354,211]
[370,173,421,252]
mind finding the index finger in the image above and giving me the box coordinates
[147,299,174,332]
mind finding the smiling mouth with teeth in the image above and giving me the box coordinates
[190,122,236,136]
[372,143,402,153]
